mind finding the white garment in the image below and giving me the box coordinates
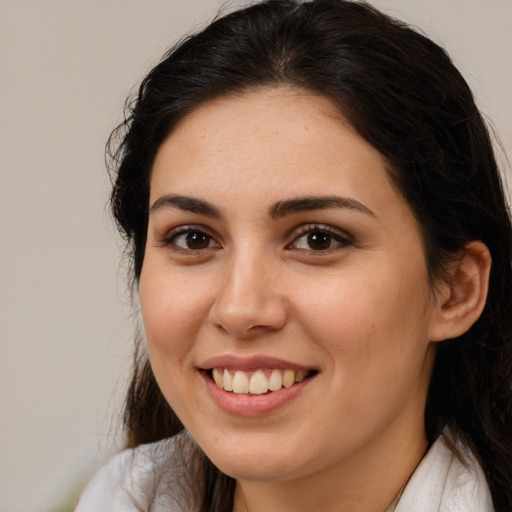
[75,433,494,512]
[394,435,494,512]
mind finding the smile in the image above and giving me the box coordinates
[211,368,315,394]
[200,356,319,415]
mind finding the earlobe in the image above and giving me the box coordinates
[429,241,491,342]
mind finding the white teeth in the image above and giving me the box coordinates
[212,368,224,388]
[212,368,313,394]
[283,369,295,388]
[249,370,269,395]
[268,369,283,391]
[232,371,250,394]
[223,369,233,391]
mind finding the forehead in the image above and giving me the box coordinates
[149,87,401,215]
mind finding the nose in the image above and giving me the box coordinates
[208,250,287,340]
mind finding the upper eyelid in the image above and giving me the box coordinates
[156,222,352,248]
[289,223,352,241]
[162,224,215,236]
[158,224,220,245]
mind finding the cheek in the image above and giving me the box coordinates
[293,267,434,444]
[295,263,432,368]
[139,267,211,360]
[138,268,211,415]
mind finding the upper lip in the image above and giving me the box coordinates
[199,355,316,372]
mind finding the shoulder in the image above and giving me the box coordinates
[74,434,196,512]
[396,433,494,512]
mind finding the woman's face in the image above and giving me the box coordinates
[139,88,439,483]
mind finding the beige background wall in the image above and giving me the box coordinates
[1,1,510,511]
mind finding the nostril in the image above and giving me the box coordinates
[209,308,288,340]
[208,275,287,339]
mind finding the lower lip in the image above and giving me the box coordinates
[200,371,315,417]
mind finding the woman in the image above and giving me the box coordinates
[75,1,512,511]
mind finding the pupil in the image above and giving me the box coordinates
[308,232,331,250]
[186,231,209,249]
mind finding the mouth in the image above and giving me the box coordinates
[206,367,318,395]
[199,357,319,416]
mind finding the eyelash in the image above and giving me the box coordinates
[158,225,220,253]
[287,224,353,253]
[158,223,353,254]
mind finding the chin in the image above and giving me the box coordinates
[214,458,300,483]
[198,439,310,483]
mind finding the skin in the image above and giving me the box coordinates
[139,87,458,512]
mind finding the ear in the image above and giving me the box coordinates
[429,240,491,342]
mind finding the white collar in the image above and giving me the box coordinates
[395,434,494,512]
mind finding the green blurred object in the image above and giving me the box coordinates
[45,486,82,512]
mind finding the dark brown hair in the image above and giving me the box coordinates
[108,1,512,510]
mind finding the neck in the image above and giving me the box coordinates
[233,423,428,512]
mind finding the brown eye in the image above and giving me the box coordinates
[185,231,211,249]
[306,232,333,251]
[167,228,218,251]
[290,226,352,252]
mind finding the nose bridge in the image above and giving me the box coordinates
[209,242,286,338]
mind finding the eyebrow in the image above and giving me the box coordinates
[268,196,375,219]
[149,193,375,219]
[150,194,222,218]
